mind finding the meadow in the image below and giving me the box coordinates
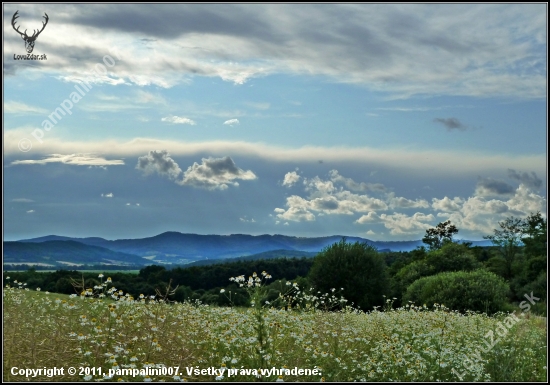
[3,274,547,382]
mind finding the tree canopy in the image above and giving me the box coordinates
[308,238,389,311]
[422,220,459,250]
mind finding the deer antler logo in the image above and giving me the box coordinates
[11,10,49,54]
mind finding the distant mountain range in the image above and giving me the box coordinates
[4,240,148,267]
[5,232,492,267]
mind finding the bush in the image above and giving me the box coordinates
[520,271,546,311]
[404,269,510,314]
[393,242,481,298]
[173,285,193,302]
[426,242,481,273]
[308,239,389,310]
[393,260,433,296]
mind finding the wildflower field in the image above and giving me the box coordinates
[3,274,547,382]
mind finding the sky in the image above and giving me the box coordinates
[3,3,547,242]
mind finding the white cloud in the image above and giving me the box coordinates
[431,196,463,212]
[274,201,316,222]
[26,210,35,213]
[5,4,545,99]
[357,211,435,235]
[4,101,49,115]
[355,212,381,224]
[10,154,124,167]
[506,184,546,214]
[275,168,545,238]
[245,102,270,110]
[379,212,435,235]
[135,90,167,105]
[240,217,256,222]
[4,134,545,178]
[304,176,337,196]
[282,171,300,187]
[329,170,386,192]
[276,172,392,221]
[101,193,114,198]
[161,116,196,125]
[223,119,240,126]
[11,198,34,203]
[179,156,257,190]
[432,183,546,234]
[386,192,430,209]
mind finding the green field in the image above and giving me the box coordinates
[3,276,547,382]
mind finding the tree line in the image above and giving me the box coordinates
[4,212,546,315]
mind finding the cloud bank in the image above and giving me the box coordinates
[274,169,546,237]
[4,4,546,99]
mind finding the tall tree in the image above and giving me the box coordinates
[422,220,458,250]
[521,211,547,258]
[308,238,389,310]
[483,216,524,279]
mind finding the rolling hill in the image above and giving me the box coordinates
[9,232,492,266]
[4,240,148,267]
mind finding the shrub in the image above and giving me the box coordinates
[173,285,193,302]
[393,242,481,298]
[520,271,546,314]
[404,269,510,314]
[426,242,482,273]
[308,239,389,310]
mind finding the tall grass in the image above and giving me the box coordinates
[3,275,546,382]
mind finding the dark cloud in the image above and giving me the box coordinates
[65,4,285,42]
[180,156,257,190]
[433,117,467,131]
[475,177,515,196]
[136,150,182,180]
[313,198,339,210]
[507,169,542,189]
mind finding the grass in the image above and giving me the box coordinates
[3,275,547,382]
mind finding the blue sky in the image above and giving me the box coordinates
[4,4,547,241]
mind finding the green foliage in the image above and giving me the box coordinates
[392,260,433,298]
[509,255,547,301]
[139,265,167,281]
[54,277,75,294]
[523,256,547,282]
[483,216,525,279]
[485,256,508,279]
[392,242,481,298]
[4,276,546,382]
[308,239,389,310]
[426,242,482,274]
[519,272,546,311]
[422,220,458,250]
[469,246,492,262]
[404,269,510,314]
[521,211,547,258]
[173,285,192,302]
